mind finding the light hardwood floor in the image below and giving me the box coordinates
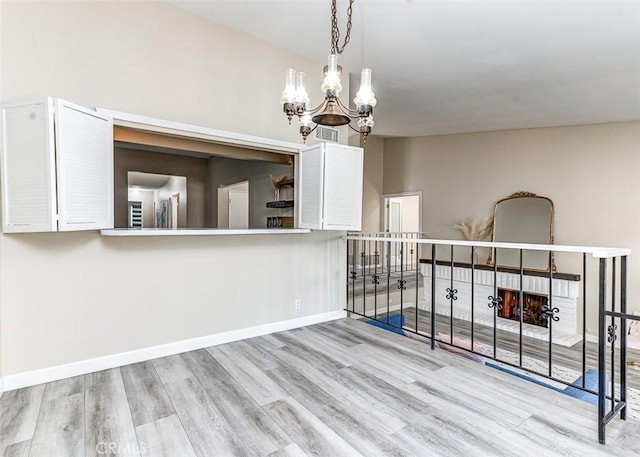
[1,318,639,456]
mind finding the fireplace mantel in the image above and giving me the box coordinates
[419,259,582,346]
[418,259,581,281]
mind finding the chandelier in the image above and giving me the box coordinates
[280,0,376,142]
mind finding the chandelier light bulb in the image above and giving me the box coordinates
[294,71,310,107]
[299,114,313,128]
[354,68,377,107]
[280,68,297,104]
[321,54,343,94]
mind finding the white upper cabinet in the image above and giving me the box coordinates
[1,98,113,232]
[298,142,363,231]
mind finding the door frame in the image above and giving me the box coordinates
[380,190,423,235]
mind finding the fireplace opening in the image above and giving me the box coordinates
[497,288,548,328]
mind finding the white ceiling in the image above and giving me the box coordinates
[128,171,171,190]
[169,0,640,137]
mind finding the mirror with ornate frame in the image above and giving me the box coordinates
[487,191,555,271]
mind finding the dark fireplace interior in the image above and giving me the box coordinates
[497,288,548,328]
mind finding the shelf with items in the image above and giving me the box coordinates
[275,177,294,188]
[268,176,294,228]
[266,200,294,209]
[271,176,294,202]
[267,216,294,228]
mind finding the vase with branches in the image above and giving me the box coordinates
[453,216,494,263]
[270,175,287,201]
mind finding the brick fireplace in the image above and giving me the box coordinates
[420,261,581,346]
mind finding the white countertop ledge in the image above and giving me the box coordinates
[100,228,312,236]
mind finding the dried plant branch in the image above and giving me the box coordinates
[270,175,287,191]
[453,216,494,241]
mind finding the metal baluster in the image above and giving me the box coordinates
[399,241,405,322]
[431,245,437,350]
[582,253,587,389]
[373,240,379,320]
[362,240,367,317]
[598,258,607,445]
[350,239,356,312]
[620,255,628,420]
[415,239,419,334]
[471,246,475,350]
[519,249,524,368]
[489,247,500,357]
[386,238,391,324]
[346,237,351,308]
[548,251,554,377]
[449,245,455,344]
[610,257,616,414]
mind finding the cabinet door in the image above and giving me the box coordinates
[322,143,363,231]
[297,143,325,229]
[55,99,114,231]
[1,98,57,232]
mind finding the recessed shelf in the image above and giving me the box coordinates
[276,178,294,188]
[266,200,294,208]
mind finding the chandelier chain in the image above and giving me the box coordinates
[331,0,354,55]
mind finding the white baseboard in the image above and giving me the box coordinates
[0,376,4,399]
[3,310,347,392]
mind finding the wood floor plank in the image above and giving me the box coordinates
[392,423,494,457]
[517,415,613,457]
[29,377,84,457]
[267,343,407,435]
[263,397,363,457]
[270,332,350,371]
[259,334,288,349]
[206,343,287,406]
[265,360,410,456]
[339,364,550,456]
[1,440,30,457]
[604,420,640,456]
[347,342,443,388]
[232,337,286,372]
[405,371,533,427]
[151,354,195,385]
[288,327,363,365]
[267,443,308,457]
[120,361,175,426]
[181,349,290,456]
[84,369,140,457]
[40,377,84,400]
[0,385,44,450]
[162,376,250,457]
[135,414,197,457]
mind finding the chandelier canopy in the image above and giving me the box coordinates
[280,0,376,142]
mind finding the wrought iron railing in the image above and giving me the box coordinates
[347,232,422,276]
[345,233,632,445]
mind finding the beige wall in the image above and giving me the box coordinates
[0,1,324,142]
[383,121,640,334]
[0,1,346,378]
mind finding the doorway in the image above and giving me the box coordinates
[382,192,422,235]
[218,181,249,229]
[382,192,422,270]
